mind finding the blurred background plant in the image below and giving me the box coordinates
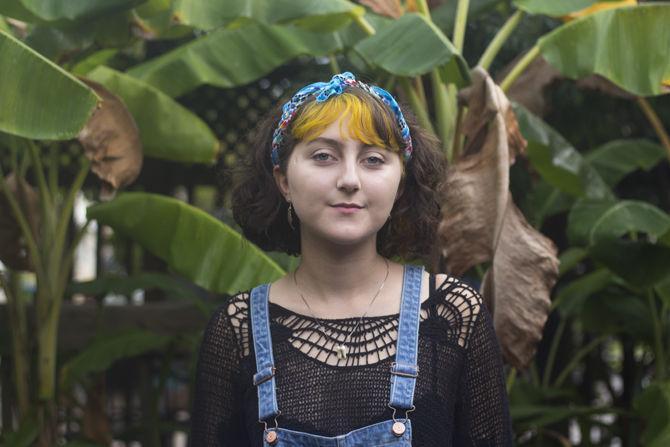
[0,0,668,445]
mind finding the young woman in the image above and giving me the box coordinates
[190,72,513,446]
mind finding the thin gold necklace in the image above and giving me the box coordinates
[293,258,390,360]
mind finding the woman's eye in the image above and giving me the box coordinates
[312,152,332,162]
[364,155,385,165]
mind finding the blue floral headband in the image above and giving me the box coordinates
[270,72,413,167]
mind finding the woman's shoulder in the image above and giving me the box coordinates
[427,271,486,349]
[204,290,253,357]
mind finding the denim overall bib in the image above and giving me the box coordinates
[249,264,424,447]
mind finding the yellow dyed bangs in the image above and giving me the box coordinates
[290,93,400,152]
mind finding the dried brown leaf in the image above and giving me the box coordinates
[77,78,143,200]
[438,67,558,369]
[480,201,557,368]
[359,0,403,18]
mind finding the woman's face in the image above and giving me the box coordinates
[274,115,403,249]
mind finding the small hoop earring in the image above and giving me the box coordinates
[287,202,295,230]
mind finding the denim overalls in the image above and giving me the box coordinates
[249,264,424,446]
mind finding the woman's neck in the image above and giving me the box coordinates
[294,233,390,308]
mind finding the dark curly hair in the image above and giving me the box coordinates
[231,83,446,262]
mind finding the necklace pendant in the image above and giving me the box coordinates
[335,344,348,360]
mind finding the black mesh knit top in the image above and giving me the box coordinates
[189,273,514,446]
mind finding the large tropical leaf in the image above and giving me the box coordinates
[0,29,98,139]
[552,268,612,315]
[513,0,631,17]
[584,139,666,187]
[568,199,670,287]
[2,0,140,22]
[85,66,220,164]
[59,329,172,390]
[128,22,344,97]
[86,192,285,294]
[580,287,653,341]
[568,199,670,246]
[513,104,613,200]
[538,4,670,96]
[172,0,365,32]
[354,13,469,87]
[634,381,670,447]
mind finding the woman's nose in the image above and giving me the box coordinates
[336,158,361,192]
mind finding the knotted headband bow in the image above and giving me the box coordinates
[270,72,413,167]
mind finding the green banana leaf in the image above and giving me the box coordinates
[584,139,666,187]
[552,268,612,315]
[0,1,42,22]
[557,246,588,277]
[568,198,670,287]
[133,0,194,40]
[590,237,670,288]
[580,287,654,341]
[525,179,574,227]
[86,66,220,164]
[86,192,285,294]
[66,271,218,315]
[568,198,670,246]
[0,15,10,32]
[59,329,173,390]
[591,200,670,246]
[127,22,345,97]
[1,416,38,447]
[513,104,613,200]
[6,0,140,22]
[71,49,119,75]
[0,29,98,140]
[634,381,670,447]
[354,13,470,88]
[514,0,598,16]
[172,0,365,32]
[538,4,670,96]
[511,404,614,430]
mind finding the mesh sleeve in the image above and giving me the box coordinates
[189,303,249,446]
[453,302,514,446]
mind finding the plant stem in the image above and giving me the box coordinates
[329,55,341,75]
[647,288,667,379]
[506,367,517,394]
[0,271,30,418]
[353,14,375,36]
[554,334,608,387]
[27,140,53,212]
[452,0,471,52]
[53,157,90,279]
[416,0,453,153]
[500,44,540,92]
[478,10,525,70]
[0,166,44,280]
[399,77,435,135]
[542,316,567,388]
[432,72,454,154]
[636,97,670,161]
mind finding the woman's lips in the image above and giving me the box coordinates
[332,204,363,214]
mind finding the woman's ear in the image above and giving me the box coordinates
[273,165,290,200]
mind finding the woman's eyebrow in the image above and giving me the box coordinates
[309,137,342,148]
[309,137,375,149]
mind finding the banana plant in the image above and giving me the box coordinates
[2,0,670,444]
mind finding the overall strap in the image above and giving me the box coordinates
[250,284,280,422]
[389,264,424,411]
